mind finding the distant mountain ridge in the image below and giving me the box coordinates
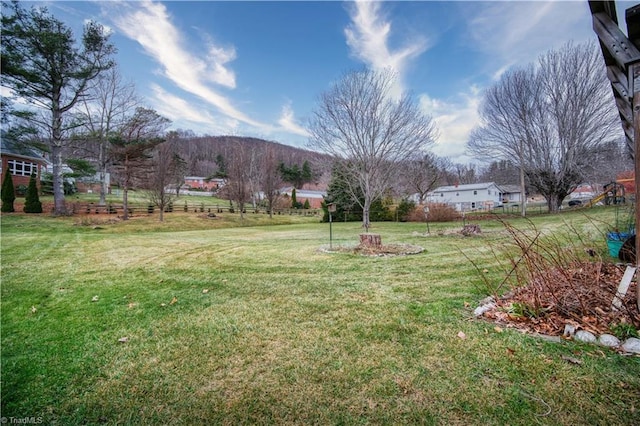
[174,135,331,181]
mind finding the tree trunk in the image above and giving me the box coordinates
[122,157,129,221]
[51,144,66,215]
[519,161,526,217]
[362,198,371,233]
[99,140,107,206]
[360,233,381,247]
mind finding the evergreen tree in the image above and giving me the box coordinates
[322,162,363,222]
[303,199,310,209]
[2,2,115,215]
[291,187,302,209]
[1,169,16,212]
[302,160,313,182]
[23,173,42,213]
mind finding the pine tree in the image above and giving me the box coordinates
[24,173,42,213]
[1,169,16,212]
[291,188,298,208]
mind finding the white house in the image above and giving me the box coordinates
[426,182,516,212]
[499,185,524,203]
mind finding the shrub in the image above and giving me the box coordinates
[425,203,461,222]
[396,199,416,222]
[1,170,16,212]
[303,199,310,209]
[23,173,42,213]
[369,198,393,221]
[15,184,28,197]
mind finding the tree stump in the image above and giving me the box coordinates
[360,233,382,247]
[461,224,481,236]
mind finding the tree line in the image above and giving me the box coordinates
[1,1,630,226]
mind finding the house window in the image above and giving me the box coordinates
[8,159,37,177]
[488,190,491,195]
[440,193,443,197]
[473,190,477,195]
[456,192,459,196]
[471,202,476,209]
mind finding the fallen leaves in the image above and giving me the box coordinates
[477,261,639,337]
[561,355,583,365]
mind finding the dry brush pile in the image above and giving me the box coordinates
[471,219,639,337]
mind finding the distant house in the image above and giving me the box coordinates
[499,185,524,203]
[184,176,225,191]
[0,136,47,192]
[570,183,598,199]
[280,186,326,209]
[426,182,520,212]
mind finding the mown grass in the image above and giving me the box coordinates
[1,207,639,425]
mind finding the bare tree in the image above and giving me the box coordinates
[77,67,139,205]
[530,42,620,212]
[145,140,184,222]
[467,66,541,216]
[224,142,251,219]
[1,1,115,215]
[468,42,620,213]
[308,69,438,231]
[262,146,284,218]
[400,153,447,204]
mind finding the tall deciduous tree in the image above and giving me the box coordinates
[467,66,540,217]
[400,153,447,204]
[308,69,438,231]
[77,67,139,205]
[468,42,619,213]
[261,146,283,218]
[1,1,115,215]
[223,142,251,219]
[145,140,184,222]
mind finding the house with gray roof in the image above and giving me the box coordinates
[426,182,521,212]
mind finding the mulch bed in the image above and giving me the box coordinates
[484,261,639,336]
[322,243,424,257]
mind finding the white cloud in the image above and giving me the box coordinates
[148,84,238,134]
[464,1,593,79]
[277,101,310,137]
[419,87,482,162]
[108,0,265,129]
[345,0,428,97]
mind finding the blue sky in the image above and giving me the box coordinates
[13,1,636,161]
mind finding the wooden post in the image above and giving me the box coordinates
[634,88,640,310]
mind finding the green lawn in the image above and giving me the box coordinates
[1,208,639,425]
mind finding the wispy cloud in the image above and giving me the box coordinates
[107,0,265,129]
[277,101,310,137]
[345,0,428,96]
[148,84,238,135]
[464,1,593,79]
[419,87,482,162]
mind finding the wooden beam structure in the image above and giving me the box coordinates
[588,1,640,309]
